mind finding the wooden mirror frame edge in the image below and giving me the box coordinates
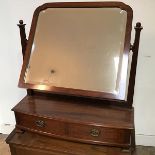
[18,2,140,105]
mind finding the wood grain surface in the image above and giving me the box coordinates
[13,95,133,147]
[4,132,155,155]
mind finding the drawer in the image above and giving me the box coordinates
[7,130,132,155]
[15,112,131,147]
[9,144,131,155]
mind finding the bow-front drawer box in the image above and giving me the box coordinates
[13,96,134,148]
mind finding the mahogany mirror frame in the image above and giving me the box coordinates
[18,2,133,102]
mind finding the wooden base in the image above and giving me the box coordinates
[6,129,133,155]
[13,95,134,148]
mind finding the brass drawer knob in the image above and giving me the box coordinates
[35,120,45,128]
[90,128,100,137]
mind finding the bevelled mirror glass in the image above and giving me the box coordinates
[19,2,133,101]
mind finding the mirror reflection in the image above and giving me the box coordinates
[25,8,127,93]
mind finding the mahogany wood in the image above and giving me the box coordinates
[13,95,134,148]
[127,23,143,106]
[17,20,27,59]
[18,20,33,96]
[6,2,143,155]
[6,130,132,155]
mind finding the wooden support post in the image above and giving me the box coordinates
[127,22,143,150]
[127,22,143,106]
[17,20,27,59]
[17,20,33,96]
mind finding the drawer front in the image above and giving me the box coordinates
[10,144,131,155]
[15,112,131,147]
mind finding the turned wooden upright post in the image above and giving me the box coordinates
[127,22,143,106]
[17,20,27,60]
[127,22,143,151]
[18,20,33,95]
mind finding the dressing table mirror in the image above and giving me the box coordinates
[6,2,142,155]
[19,2,134,102]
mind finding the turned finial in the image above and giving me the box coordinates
[19,20,24,25]
[19,20,23,24]
[136,22,141,27]
[135,22,143,30]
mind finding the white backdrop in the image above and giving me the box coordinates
[0,0,155,146]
